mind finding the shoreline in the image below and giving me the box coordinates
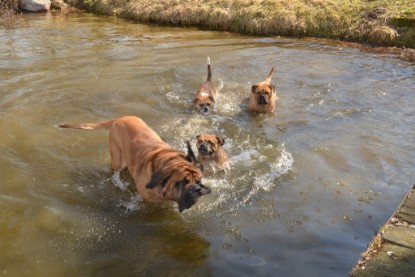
[63,0,415,49]
[2,0,415,58]
[351,185,415,276]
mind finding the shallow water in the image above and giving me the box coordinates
[0,11,414,276]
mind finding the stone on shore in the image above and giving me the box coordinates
[18,0,51,12]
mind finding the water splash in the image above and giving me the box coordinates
[254,145,294,189]
[117,193,143,213]
[242,145,294,205]
[193,144,294,213]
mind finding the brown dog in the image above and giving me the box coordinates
[59,116,210,212]
[193,57,217,114]
[196,134,231,173]
[248,66,277,113]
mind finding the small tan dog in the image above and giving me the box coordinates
[196,134,231,173]
[59,116,211,212]
[248,66,277,113]
[193,57,217,114]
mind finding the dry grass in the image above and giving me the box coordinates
[66,0,415,48]
[0,0,22,27]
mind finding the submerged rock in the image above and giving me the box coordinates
[18,0,51,12]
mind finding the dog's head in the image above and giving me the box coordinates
[193,94,215,114]
[196,134,225,157]
[251,83,276,106]
[146,142,210,212]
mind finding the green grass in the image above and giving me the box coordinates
[48,0,415,47]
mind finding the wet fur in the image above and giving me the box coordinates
[60,116,210,212]
[196,134,231,173]
[248,66,277,113]
[193,57,217,114]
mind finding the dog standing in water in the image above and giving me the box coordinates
[59,116,211,212]
[196,134,231,173]
[193,57,217,114]
[248,66,277,113]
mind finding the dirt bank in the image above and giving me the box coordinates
[64,0,414,49]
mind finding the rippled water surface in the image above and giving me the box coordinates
[1,12,414,276]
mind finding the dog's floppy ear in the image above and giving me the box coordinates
[251,85,258,93]
[209,95,215,103]
[216,136,225,146]
[196,135,201,140]
[146,169,174,189]
[186,141,198,164]
[193,97,200,104]
[185,141,203,171]
[146,170,164,189]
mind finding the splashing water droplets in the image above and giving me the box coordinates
[117,193,143,213]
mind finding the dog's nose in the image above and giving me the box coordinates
[193,184,211,195]
[199,143,208,152]
[203,107,209,113]
[259,95,267,104]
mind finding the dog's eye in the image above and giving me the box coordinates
[175,178,190,188]
[199,104,204,108]
[206,103,211,106]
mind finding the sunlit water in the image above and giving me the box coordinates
[0,11,414,276]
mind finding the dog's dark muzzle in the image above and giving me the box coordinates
[178,183,211,212]
[259,94,268,105]
[198,142,212,155]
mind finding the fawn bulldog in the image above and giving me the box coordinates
[59,116,211,212]
[193,57,217,114]
[248,66,277,113]
[196,134,231,173]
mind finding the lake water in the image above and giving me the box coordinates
[0,11,414,276]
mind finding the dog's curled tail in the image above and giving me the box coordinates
[59,119,117,130]
[264,66,276,84]
[207,56,212,82]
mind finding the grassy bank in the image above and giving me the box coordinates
[0,0,21,27]
[64,0,415,48]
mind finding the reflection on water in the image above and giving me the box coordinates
[0,11,414,277]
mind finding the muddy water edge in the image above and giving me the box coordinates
[0,11,414,277]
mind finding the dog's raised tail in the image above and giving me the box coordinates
[264,66,276,84]
[207,56,212,82]
[59,119,116,130]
